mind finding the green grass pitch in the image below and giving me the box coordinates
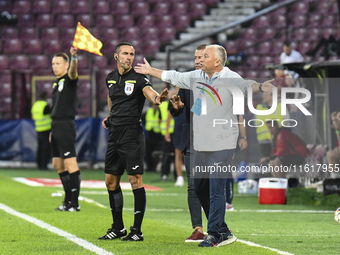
[0,169,339,255]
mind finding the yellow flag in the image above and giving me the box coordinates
[73,22,103,56]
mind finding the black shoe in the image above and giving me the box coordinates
[121,227,144,241]
[55,201,69,211]
[98,225,127,240]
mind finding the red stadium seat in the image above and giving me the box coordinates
[171,2,188,14]
[238,40,256,55]
[41,28,59,40]
[12,0,31,14]
[320,15,336,28]
[290,15,307,28]
[17,14,34,27]
[0,55,9,70]
[290,28,307,42]
[32,0,50,14]
[137,14,155,28]
[3,39,22,54]
[52,0,70,14]
[155,15,173,29]
[321,28,336,39]
[240,28,257,41]
[143,39,160,56]
[0,0,11,12]
[100,28,119,41]
[121,27,141,41]
[61,28,76,42]
[112,1,129,15]
[291,1,309,15]
[305,28,320,42]
[72,0,90,14]
[131,2,150,16]
[271,15,286,28]
[252,15,270,28]
[259,70,271,78]
[260,28,276,41]
[188,2,206,19]
[256,41,273,55]
[31,55,49,70]
[93,0,110,14]
[76,55,88,69]
[101,39,119,55]
[43,39,62,54]
[10,55,29,70]
[1,27,18,39]
[23,39,42,54]
[21,28,39,40]
[245,71,259,79]
[152,2,170,15]
[159,27,176,43]
[225,40,238,54]
[259,56,274,68]
[96,15,114,28]
[115,15,134,29]
[298,41,314,55]
[141,27,159,40]
[271,41,284,55]
[77,14,93,27]
[0,82,12,97]
[56,14,75,27]
[247,55,261,69]
[129,39,143,53]
[93,55,108,68]
[78,80,91,98]
[308,14,322,27]
[173,14,191,31]
[36,14,54,27]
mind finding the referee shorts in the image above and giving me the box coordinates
[105,124,145,176]
[51,120,77,159]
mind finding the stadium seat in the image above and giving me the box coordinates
[3,39,22,54]
[133,55,145,66]
[78,80,91,98]
[36,14,54,27]
[271,15,286,28]
[238,40,256,55]
[101,39,119,55]
[12,0,31,14]
[112,1,129,15]
[61,28,76,42]
[240,28,257,41]
[43,39,62,54]
[131,2,150,16]
[271,41,284,55]
[93,0,110,14]
[137,15,155,28]
[171,2,188,14]
[290,1,309,15]
[290,14,308,28]
[93,55,108,68]
[298,41,313,55]
[224,40,238,54]
[152,2,170,15]
[0,0,11,12]
[1,27,18,39]
[129,39,143,53]
[72,0,90,14]
[259,70,271,78]
[100,28,119,41]
[247,55,261,69]
[159,27,176,43]
[260,28,276,41]
[315,2,331,15]
[141,27,159,40]
[188,2,206,19]
[76,55,88,69]
[0,82,11,97]
[56,14,75,27]
[0,55,9,70]
[245,71,259,79]
[41,28,59,40]
[173,14,191,31]
[143,39,160,56]
[61,39,74,52]
[115,15,134,29]
[10,55,29,70]
[77,14,92,27]
[31,55,49,70]
[321,28,336,39]
[23,39,42,54]
[155,15,173,29]
[52,0,70,14]
[17,14,34,27]
[252,15,270,28]
[32,0,50,14]
[21,28,39,40]
[96,15,114,28]
[121,27,141,41]
[320,15,336,28]
[308,14,322,27]
[256,41,273,55]
[305,28,320,42]
[259,56,274,67]
[0,97,12,115]
[77,99,91,116]
[290,28,307,42]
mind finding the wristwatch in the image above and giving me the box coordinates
[240,136,247,140]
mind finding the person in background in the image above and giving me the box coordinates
[327,111,340,178]
[31,91,51,170]
[280,40,304,64]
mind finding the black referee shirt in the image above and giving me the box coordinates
[106,68,152,126]
[51,74,78,120]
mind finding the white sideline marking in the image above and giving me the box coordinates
[0,203,114,255]
[237,239,294,255]
[236,209,333,213]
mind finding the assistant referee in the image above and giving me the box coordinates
[51,46,81,212]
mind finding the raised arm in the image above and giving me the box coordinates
[68,46,78,80]
[143,86,168,105]
[135,58,163,80]
[251,79,275,94]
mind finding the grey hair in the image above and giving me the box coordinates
[206,44,227,67]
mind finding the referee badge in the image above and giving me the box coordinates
[125,83,134,95]
[58,79,64,92]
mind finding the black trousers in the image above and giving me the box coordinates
[37,130,51,170]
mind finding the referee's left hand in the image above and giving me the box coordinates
[155,88,169,105]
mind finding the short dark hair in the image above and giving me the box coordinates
[283,40,291,47]
[39,91,48,100]
[53,52,69,63]
[196,44,207,50]
[116,42,134,53]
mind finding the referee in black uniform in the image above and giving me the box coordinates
[98,42,168,241]
[51,46,81,212]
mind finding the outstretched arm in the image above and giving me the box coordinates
[135,58,163,80]
[68,46,78,80]
[251,79,275,93]
[143,86,169,105]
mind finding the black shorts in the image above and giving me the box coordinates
[279,154,304,166]
[51,120,77,159]
[105,124,145,176]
